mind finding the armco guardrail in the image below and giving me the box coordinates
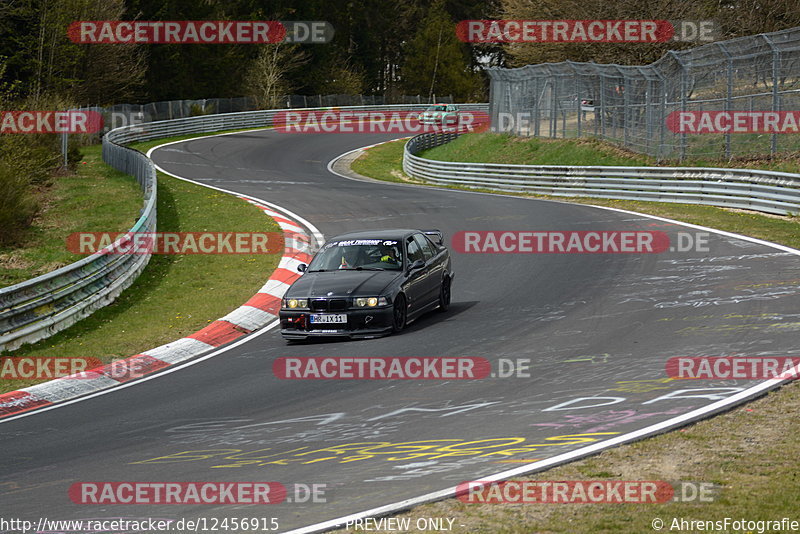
[0,104,488,352]
[403,132,800,216]
[103,103,488,144]
[0,135,156,352]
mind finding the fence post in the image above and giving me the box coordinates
[576,74,581,138]
[762,34,780,155]
[599,73,606,139]
[621,67,630,149]
[654,69,667,162]
[667,51,689,162]
[718,43,733,160]
[534,75,541,137]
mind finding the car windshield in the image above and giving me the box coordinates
[307,239,403,271]
[425,105,448,112]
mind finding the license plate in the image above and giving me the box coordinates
[310,314,347,324]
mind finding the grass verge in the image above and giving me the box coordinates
[420,133,654,167]
[337,134,800,533]
[1,129,280,393]
[0,145,143,288]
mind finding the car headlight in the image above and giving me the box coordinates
[352,296,388,308]
[283,298,308,310]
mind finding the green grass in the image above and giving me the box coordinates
[420,131,800,173]
[350,139,411,183]
[1,134,280,393]
[420,133,653,166]
[680,131,800,161]
[335,133,800,534]
[0,145,143,288]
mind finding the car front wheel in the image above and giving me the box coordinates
[392,294,407,333]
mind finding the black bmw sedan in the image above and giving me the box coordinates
[279,229,453,340]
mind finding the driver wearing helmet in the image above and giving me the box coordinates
[379,245,400,265]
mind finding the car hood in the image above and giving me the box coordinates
[286,270,401,298]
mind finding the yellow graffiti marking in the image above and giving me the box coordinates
[130,434,621,469]
[677,322,800,335]
[658,313,786,323]
[733,279,800,290]
[130,449,240,464]
[210,447,309,469]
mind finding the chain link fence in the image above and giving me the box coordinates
[487,26,800,162]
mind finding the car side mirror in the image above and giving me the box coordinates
[409,259,425,272]
[297,263,307,273]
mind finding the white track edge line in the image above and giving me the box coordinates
[0,132,324,424]
[289,140,800,534]
[0,320,279,424]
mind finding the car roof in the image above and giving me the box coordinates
[327,229,421,242]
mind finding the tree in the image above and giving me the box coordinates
[0,0,145,106]
[324,60,366,94]
[245,43,309,108]
[402,0,482,101]
[499,0,721,67]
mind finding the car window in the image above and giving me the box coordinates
[424,233,441,250]
[413,234,435,261]
[406,237,425,264]
[307,239,402,271]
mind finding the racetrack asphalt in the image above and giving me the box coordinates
[1,129,799,532]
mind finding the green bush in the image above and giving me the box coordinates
[0,132,61,246]
[0,160,39,246]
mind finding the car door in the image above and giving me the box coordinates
[403,236,430,313]
[413,233,442,305]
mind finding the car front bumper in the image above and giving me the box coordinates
[279,307,395,339]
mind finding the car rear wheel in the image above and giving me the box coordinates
[438,277,451,312]
[392,294,407,333]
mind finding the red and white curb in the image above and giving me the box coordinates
[0,198,313,418]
